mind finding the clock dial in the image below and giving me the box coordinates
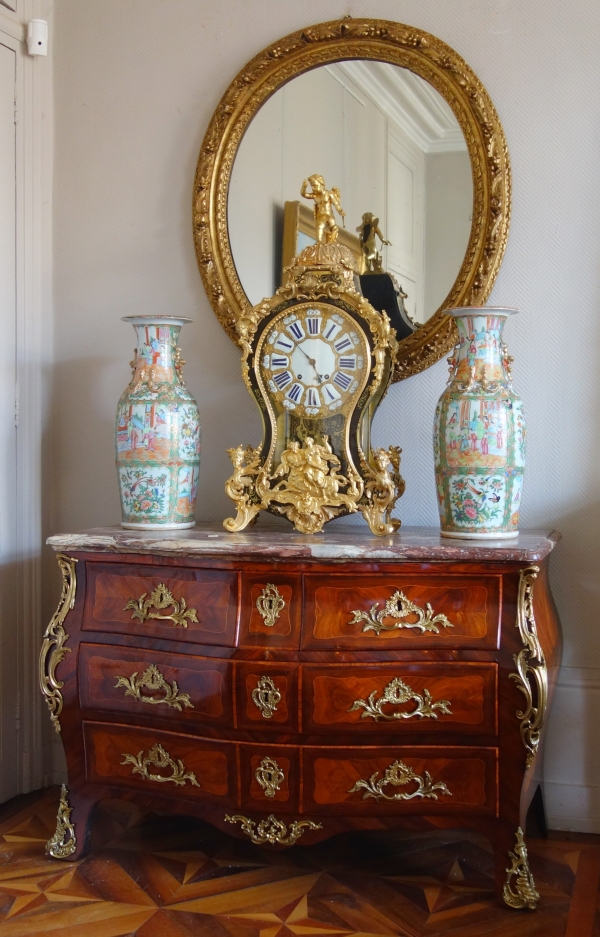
[259,304,368,416]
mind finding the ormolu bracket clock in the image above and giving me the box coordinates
[223,192,405,536]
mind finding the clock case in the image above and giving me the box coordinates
[223,242,405,535]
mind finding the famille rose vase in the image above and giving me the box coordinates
[116,316,201,529]
[433,307,526,539]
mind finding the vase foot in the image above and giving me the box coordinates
[121,521,196,530]
[440,530,519,540]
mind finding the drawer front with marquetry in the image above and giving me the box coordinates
[78,644,233,727]
[302,663,497,736]
[236,663,298,732]
[84,721,236,805]
[302,746,498,816]
[82,562,238,646]
[303,574,501,649]
[238,574,302,648]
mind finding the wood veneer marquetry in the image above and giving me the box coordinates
[305,746,496,814]
[303,573,501,649]
[83,562,238,645]
[79,643,232,725]
[304,661,496,735]
[239,574,302,647]
[83,722,234,803]
[2,789,599,936]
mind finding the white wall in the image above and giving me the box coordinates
[53,0,600,831]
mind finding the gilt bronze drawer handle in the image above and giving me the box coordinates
[252,675,281,719]
[348,676,452,721]
[225,813,322,845]
[256,583,285,627]
[114,665,193,711]
[255,756,284,798]
[348,759,452,802]
[349,590,454,635]
[121,742,200,787]
[124,583,198,628]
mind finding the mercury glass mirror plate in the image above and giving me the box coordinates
[229,62,473,327]
[193,18,511,381]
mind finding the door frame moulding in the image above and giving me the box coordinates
[0,0,53,795]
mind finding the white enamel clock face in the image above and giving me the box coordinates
[259,304,368,417]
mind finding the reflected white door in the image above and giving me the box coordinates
[386,128,425,323]
[0,40,18,801]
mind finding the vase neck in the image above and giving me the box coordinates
[131,322,184,386]
[450,312,511,388]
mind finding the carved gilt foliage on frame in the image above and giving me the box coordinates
[193,18,511,381]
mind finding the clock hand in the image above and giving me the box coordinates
[298,347,324,383]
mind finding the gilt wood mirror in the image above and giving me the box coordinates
[193,18,510,381]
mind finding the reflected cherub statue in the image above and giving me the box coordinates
[300,174,346,243]
[356,212,391,273]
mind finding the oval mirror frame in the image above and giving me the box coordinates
[193,18,510,382]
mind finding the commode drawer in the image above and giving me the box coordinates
[79,644,233,727]
[302,745,498,816]
[303,573,501,649]
[302,663,497,736]
[84,721,236,806]
[83,562,238,646]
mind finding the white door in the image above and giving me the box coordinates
[385,127,425,323]
[0,39,18,802]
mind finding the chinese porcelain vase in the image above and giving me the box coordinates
[116,316,201,529]
[434,307,525,539]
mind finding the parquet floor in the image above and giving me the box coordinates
[0,789,598,936]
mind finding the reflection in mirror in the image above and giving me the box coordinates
[228,61,473,325]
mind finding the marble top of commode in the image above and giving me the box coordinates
[47,525,560,564]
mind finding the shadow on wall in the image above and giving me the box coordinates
[543,497,600,832]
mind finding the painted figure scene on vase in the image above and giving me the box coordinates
[434,309,526,539]
[115,318,201,529]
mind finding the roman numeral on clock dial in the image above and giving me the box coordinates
[333,371,352,391]
[338,355,356,370]
[306,317,321,335]
[270,355,289,369]
[305,387,320,407]
[286,320,305,341]
[333,334,353,353]
[322,383,341,403]
[286,382,303,403]
[273,370,293,390]
[322,320,342,341]
[274,334,294,352]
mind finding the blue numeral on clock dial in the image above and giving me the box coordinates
[275,336,293,352]
[334,335,353,353]
[333,371,352,391]
[273,370,293,389]
[338,356,356,370]
[286,321,305,341]
[271,355,289,369]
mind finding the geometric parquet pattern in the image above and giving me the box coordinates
[0,789,599,936]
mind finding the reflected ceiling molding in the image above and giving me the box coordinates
[334,60,467,153]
